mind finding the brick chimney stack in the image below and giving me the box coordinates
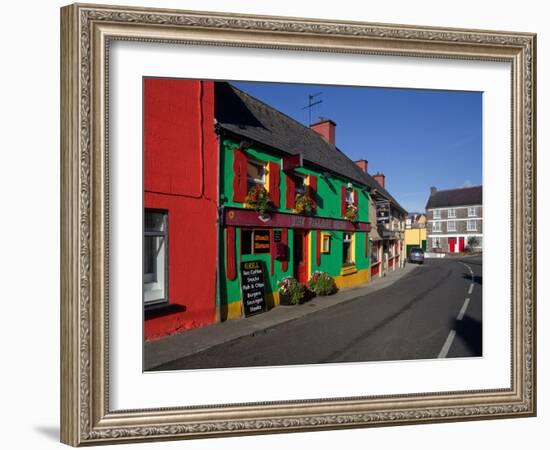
[310,118,336,145]
[355,159,368,173]
[373,172,385,188]
[430,186,437,195]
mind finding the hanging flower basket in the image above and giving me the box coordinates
[294,192,315,215]
[344,204,358,222]
[245,185,272,217]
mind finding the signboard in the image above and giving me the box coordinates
[253,230,270,253]
[223,208,371,232]
[240,260,267,317]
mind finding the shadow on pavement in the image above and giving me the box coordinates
[462,273,482,285]
[454,316,482,356]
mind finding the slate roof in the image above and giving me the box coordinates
[425,186,483,209]
[214,82,407,214]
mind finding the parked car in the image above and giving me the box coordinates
[408,247,425,264]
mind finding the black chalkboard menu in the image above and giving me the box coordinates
[240,260,267,317]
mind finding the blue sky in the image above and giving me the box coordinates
[232,81,482,213]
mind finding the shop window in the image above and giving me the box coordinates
[321,232,331,253]
[144,210,168,306]
[343,232,354,265]
[241,229,271,255]
[246,159,266,192]
[371,242,379,263]
[241,229,253,255]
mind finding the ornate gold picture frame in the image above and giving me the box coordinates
[60,3,536,446]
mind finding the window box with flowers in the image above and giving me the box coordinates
[294,192,315,215]
[307,271,338,296]
[344,204,358,222]
[245,185,272,219]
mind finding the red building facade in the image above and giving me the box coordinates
[143,79,219,340]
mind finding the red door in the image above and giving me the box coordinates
[459,237,465,253]
[293,230,309,285]
[448,237,456,253]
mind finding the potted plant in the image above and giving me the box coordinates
[294,192,315,215]
[344,204,358,222]
[278,276,305,305]
[245,185,272,219]
[307,271,338,296]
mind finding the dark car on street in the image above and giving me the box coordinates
[408,247,425,264]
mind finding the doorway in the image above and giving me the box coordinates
[293,230,309,285]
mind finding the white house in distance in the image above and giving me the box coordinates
[425,185,483,253]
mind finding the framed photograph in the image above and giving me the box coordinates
[60,3,536,446]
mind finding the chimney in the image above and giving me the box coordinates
[355,159,368,173]
[373,172,385,188]
[430,186,437,195]
[311,118,336,145]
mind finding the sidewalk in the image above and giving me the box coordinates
[144,263,419,370]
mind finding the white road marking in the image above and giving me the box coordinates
[438,261,475,358]
[438,330,456,358]
[457,298,471,321]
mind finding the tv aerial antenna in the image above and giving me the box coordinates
[302,92,323,126]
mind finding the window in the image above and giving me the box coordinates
[433,209,441,219]
[432,237,441,249]
[432,221,442,232]
[447,220,457,232]
[371,242,379,264]
[467,219,477,231]
[448,208,456,218]
[144,210,168,306]
[294,174,307,195]
[468,207,477,217]
[321,232,331,253]
[246,159,266,191]
[345,188,354,205]
[343,232,354,265]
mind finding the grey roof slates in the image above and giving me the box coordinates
[425,186,482,209]
[214,82,407,214]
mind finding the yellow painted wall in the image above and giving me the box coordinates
[405,227,427,247]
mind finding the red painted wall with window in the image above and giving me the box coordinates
[143,78,218,340]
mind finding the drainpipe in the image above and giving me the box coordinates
[214,120,223,323]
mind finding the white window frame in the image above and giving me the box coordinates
[468,206,477,217]
[448,208,456,218]
[433,209,441,219]
[432,221,442,232]
[467,219,477,231]
[144,210,168,306]
[345,188,354,205]
[432,237,441,248]
[447,220,457,232]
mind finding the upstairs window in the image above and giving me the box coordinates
[433,209,441,219]
[432,222,442,232]
[447,221,457,232]
[246,159,266,192]
[448,208,456,218]
[468,207,477,217]
[467,220,477,231]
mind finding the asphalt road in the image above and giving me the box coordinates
[156,256,482,370]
